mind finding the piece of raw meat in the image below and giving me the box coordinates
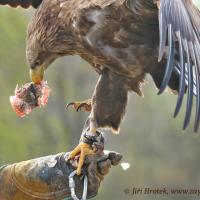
[10,81,50,117]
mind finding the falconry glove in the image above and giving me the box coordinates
[0,151,122,200]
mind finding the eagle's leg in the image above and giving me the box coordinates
[67,126,104,175]
[66,99,92,112]
[68,69,130,175]
[67,141,95,175]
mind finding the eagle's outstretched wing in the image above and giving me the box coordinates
[0,0,42,8]
[157,0,200,131]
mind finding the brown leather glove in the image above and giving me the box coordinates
[0,151,122,200]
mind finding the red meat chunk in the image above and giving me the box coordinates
[10,81,50,117]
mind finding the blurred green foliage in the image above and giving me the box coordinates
[0,4,200,200]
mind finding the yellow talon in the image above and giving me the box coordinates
[66,99,92,112]
[68,142,95,175]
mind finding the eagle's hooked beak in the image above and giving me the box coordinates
[30,66,45,84]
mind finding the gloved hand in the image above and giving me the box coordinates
[0,151,122,200]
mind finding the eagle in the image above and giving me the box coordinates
[1,0,200,175]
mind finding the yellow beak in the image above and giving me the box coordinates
[30,67,44,84]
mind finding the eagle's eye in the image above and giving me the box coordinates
[34,60,41,66]
[30,60,41,69]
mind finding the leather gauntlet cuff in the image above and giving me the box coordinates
[0,151,122,200]
[0,153,96,200]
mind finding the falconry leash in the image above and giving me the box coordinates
[49,153,89,200]
[67,131,104,200]
[68,170,88,200]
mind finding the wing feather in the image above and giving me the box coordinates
[174,32,186,118]
[158,24,175,94]
[158,0,200,131]
[0,0,42,8]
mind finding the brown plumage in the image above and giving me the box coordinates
[1,0,200,134]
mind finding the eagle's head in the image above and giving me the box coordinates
[26,5,77,84]
[26,38,57,84]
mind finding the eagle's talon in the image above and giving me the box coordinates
[66,102,76,111]
[67,142,95,175]
[66,99,92,112]
[76,102,90,112]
